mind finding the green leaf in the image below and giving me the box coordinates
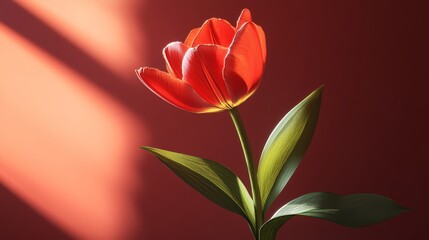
[141,146,255,228]
[258,86,323,211]
[260,192,407,240]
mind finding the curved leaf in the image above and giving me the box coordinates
[260,192,407,240]
[258,86,323,211]
[142,146,255,228]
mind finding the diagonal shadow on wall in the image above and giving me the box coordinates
[0,1,152,239]
[0,184,72,240]
[0,1,143,115]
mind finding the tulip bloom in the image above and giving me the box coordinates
[136,9,266,113]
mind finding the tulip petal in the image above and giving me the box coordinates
[192,18,235,47]
[163,42,189,79]
[236,8,252,30]
[224,22,266,104]
[184,28,200,47]
[136,67,221,113]
[236,9,267,65]
[256,25,267,62]
[182,45,232,109]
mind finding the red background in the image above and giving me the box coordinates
[1,0,427,239]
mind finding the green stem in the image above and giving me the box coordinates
[229,107,263,240]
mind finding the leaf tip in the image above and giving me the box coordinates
[397,205,410,213]
[140,146,154,152]
[313,84,325,97]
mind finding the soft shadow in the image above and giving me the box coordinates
[0,184,72,240]
[1,1,149,239]
[0,1,142,114]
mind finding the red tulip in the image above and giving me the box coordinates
[136,9,266,113]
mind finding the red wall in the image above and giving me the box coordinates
[1,0,426,239]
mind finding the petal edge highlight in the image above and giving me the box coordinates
[224,22,266,103]
[236,8,252,30]
[136,67,221,113]
[163,42,189,79]
[182,45,232,109]
[184,28,200,47]
[192,18,235,47]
